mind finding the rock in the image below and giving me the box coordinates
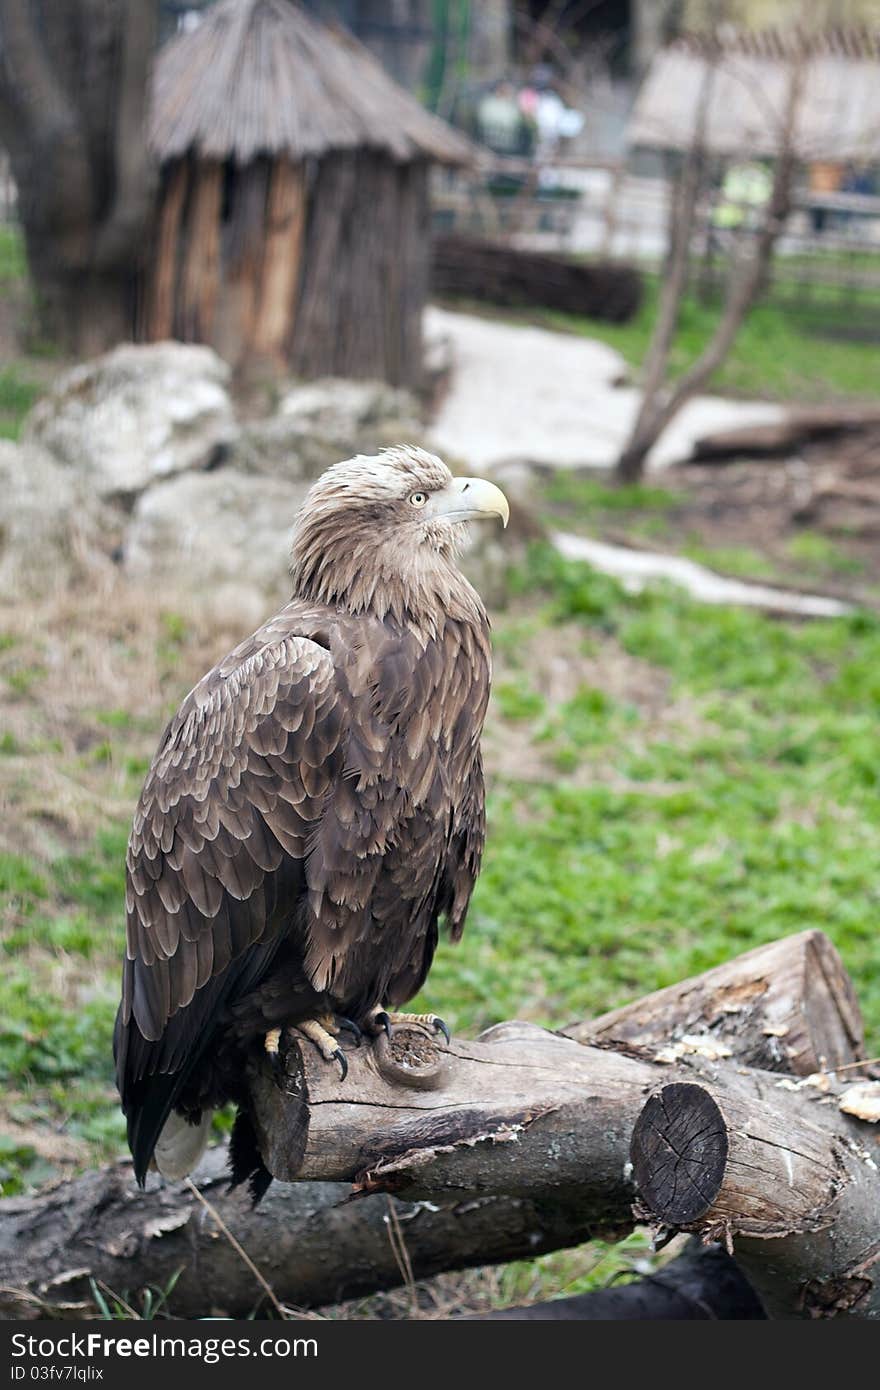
[23,342,235,504]
[223,378,424,483]
[278,377,420,434]
[123,469,308,620]
[0,440,120,597]
[222,416,312,482]
[459,530,510,611]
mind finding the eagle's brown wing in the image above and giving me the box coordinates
[114,621,345,1179]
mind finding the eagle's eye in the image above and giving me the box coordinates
[409,492,428,508]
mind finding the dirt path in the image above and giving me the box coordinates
[425,305,784,473]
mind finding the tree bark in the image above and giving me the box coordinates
[1,933,874,1319]
[0,1146,624,1321]
[631,1080,880,1319]
[0,0,158,355]
[615,39,805,482]
[563,930,866,1077]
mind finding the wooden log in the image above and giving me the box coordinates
[690,406,880,463]
[248,1016,872,1200]
[178,161,222,343]
[5,1040,869,1321]
[630,1080,880,1319]
[251,158,305,365]
[563,930,866,1076]
[431,233,643,324]
[141,159,188,342]
[0,1146,619,1322]
[4,936,874,1319]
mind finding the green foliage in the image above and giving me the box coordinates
[682,542,777,580]
[785,532,865,576]
[0,367,40,441]
[543,474,679,514]
[0,226,26,284]
[494,680,546,722]
[544,275,880,401]
[89,1269,182,1321]
[0,829,128,1188]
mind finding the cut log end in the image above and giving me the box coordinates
[630,1083,729,1225]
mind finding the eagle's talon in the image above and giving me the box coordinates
[295,1017,349,1080]
[433,1016,451,1045]
[335,1015,363,1045]
[371,1009,451,1045]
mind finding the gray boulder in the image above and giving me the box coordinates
[0,439,120,596]
[224,379,423,483]
[123,469,308,618]
[23,342,235,504]
[278,377,420,432]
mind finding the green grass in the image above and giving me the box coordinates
[784,532,866,577]
[0,225,26,284]
[2,544,879,1309]
[413,544,880,1046]
[0,366,40,441]
[0,832,128,1191]
[543,275,880,402]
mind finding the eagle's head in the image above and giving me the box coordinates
[289,446,509,621]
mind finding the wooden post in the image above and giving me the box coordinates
[142,159,188,342]
[178,161,223,343]
[212,159,269,369]
[251,158,306,365]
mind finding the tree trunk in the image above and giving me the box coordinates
[615,55,716,483]
[631,1080,880,1319]
[615,40,805,482]
[564,929,866,1077]
[0,1146,612,1321]
[1,933,875,1320]
[0,0,158,355]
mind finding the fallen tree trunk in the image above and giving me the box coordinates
[2,932,875,1319]
[552,530,852,619]
[564,929,866,1076]
[631,1080,880,1319]
[0,1146,604,1320]
[689,406,880,463]
[431,233,643,324]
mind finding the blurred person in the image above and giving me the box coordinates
[477,79,527,156]
[808,160,843,234]
[711,160,773,250]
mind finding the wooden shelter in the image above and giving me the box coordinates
[627,29,880,161]
[143,0,471,385]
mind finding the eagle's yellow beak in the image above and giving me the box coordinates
[426,476,509,528]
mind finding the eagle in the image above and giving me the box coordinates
[114,447,508,1197]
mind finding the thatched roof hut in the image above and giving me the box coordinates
[628,30,880,162]
[143,0,471,384]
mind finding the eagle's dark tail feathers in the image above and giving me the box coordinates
[229,1105,274,1205]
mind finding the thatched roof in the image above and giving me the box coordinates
[628,31,880,161]
[149,0,472,166]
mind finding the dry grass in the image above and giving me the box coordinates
[0,567,261,862]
